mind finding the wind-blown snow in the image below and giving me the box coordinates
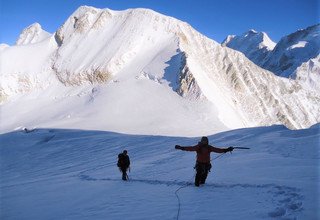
[1,124,319,219]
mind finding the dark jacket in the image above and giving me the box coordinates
[117,153,130,168]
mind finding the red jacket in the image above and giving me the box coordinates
[179,144,226,163]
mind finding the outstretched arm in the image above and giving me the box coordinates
[210,146,234,153]
[175,145,198,151]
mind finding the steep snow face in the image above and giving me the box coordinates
[52,6,185,85]
[295,54,320,91]
[16,23,51,45]
[1,6,319,135]
[226,25,320,79]
[262,24,320,78]
[176,26,320,129]
[0,37,59,103]
[0,7,229,136]
[222,30,276,65]
[0,23,55,103]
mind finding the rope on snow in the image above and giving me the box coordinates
[174,152,228,220]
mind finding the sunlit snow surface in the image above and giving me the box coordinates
[1,125,319,220]
[1,6,319,220]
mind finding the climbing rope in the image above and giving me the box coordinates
[174,173,195,220]
[211,151,227,161]
[174,152,228,220]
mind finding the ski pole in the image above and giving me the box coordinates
[233,147,250,149]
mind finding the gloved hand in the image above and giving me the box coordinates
[227,146,234,152]
[175,145,181,149]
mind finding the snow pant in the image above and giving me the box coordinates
[120,167,128,180]
[195,162,211,187]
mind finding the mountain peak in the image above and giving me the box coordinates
[223,24,319,82]
[245,29,258,36]
[221,29,276,65]
[221,35,235,45]
[16,23,51,45]
[262,24,320,77]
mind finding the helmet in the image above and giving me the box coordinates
[123,150,128,154]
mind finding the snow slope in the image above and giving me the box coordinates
[1,6,319,134]
[1,124,319,219]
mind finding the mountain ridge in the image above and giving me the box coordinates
[0,6,319,135]
[223,24,320,79]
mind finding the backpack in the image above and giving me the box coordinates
[117,153,125,167]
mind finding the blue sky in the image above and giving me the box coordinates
[1,0,319,45]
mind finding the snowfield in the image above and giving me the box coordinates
[1,124,319,220]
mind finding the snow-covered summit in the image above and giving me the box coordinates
[52,6,210,86]
[221,35,235,45]
[262,24,320,77]
[222,29,276,65]
[224,24,320,79]
[294,54,320,91]
[1,6,320,135]
[15,23,51,45]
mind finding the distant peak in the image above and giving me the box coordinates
[244,29,260,38]
[26,23,42,31]
[16,22,51,45]
[221,35,235,45]
[248,29,258,33]
[75,5,100,13]
[261,33,276,49]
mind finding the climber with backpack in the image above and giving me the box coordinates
[117,150,130,181]
[175,136,234,187]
